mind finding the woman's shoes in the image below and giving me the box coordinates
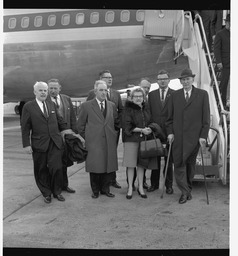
[137,188,147,199]
[126,194,132,199]
[126,188,133,199]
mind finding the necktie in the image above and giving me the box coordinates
[185,92,189,102]
[107,90,110,101]
[43,101,48,118]
[161,89,165,106]
[54,96,59,108]
[100,102,104,112]
[100,102,106,118]
[161,89,165,100]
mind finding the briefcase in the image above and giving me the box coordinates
[139,133,165,158]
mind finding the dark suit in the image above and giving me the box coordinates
[21,99,67,197]
[214,27,230,106]
[166,86,210,196]
[87,88,123,184]
[49,94,77,189]
[211,10,223,37]
[148,87,174,189]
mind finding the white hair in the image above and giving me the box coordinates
[33,81,48,90]
[94,80,107,90]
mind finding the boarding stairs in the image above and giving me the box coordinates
[142,10,229,185]
[174,11,229,185]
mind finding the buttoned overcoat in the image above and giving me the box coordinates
[166,86,210,167]
[77,99,119,173]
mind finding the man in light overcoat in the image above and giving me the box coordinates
[78,80,120,198]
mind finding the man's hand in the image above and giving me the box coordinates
[143,127,152,135]
[73,133,86,147]
[199,138,206,147]
[167,134,174,144]
[217,63,223,70]
[24,146,33,154]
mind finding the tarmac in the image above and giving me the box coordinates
[2,105,230,252]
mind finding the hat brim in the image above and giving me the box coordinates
[179,74,195,79]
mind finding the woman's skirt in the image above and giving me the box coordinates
[122,142,139,168]
[122,142,158,169]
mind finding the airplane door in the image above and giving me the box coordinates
[143,10,177,38]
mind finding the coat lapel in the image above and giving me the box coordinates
[162,88,172,109]
[92,99,104,121]
[33,99,47,119]
[185,86,198,108]
[156,89,164,108]
[104,100,111,124]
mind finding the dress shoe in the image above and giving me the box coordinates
[147,186,159,192]
[91,193,99,199]
[111,181,121,189]
[179,194,187,204]
[187,194,192,200]
[44,196,51,203]
[166,187,174,194]
[53,194,65,201]
[126,194,132,199]
[101,191,115,198]
[63,186,75,193]
[143,182,149,189]
[126,189,133,199]
[137,189,147,199]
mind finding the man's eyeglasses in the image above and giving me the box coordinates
[157,78,169,81]
[102,76,113,79]
[133,95,143,98]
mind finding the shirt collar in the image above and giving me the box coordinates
[51,95,60,101]
[159,87,168,92]
[96,98,105,106]
[36,98,44,105]
[184,88,192,97]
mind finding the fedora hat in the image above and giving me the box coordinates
[179,68,195,79]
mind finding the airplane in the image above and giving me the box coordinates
[3,9,188,113]
[3,9,229,184]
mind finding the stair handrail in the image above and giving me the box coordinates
[194,13,228,184]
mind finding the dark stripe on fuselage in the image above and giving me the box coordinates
[3,37,188,102]
[4,9,144,33]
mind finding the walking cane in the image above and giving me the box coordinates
[160,141,172,199]
[200,145,209,205]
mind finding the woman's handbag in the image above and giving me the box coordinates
[139,132,165,158]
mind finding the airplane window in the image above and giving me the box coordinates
[136,10,145,22]
[105,11,115,23]
[8,18,16,29]
[76,13,84,24]
[48,15,56,27]
[121,10,130,22]
[21,17,29,28]
[90,12,99,24]
[62,14,70,25]
[34,16,43,27]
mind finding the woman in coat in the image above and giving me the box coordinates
[122,88,165,199]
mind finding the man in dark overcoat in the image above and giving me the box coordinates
[21,81,69,203]
[166,69,210,204]
[147,70,174,194]
[78,80,120,199]
[47,78,84,194]
[87,70,123,189]
[214,14,230,107]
